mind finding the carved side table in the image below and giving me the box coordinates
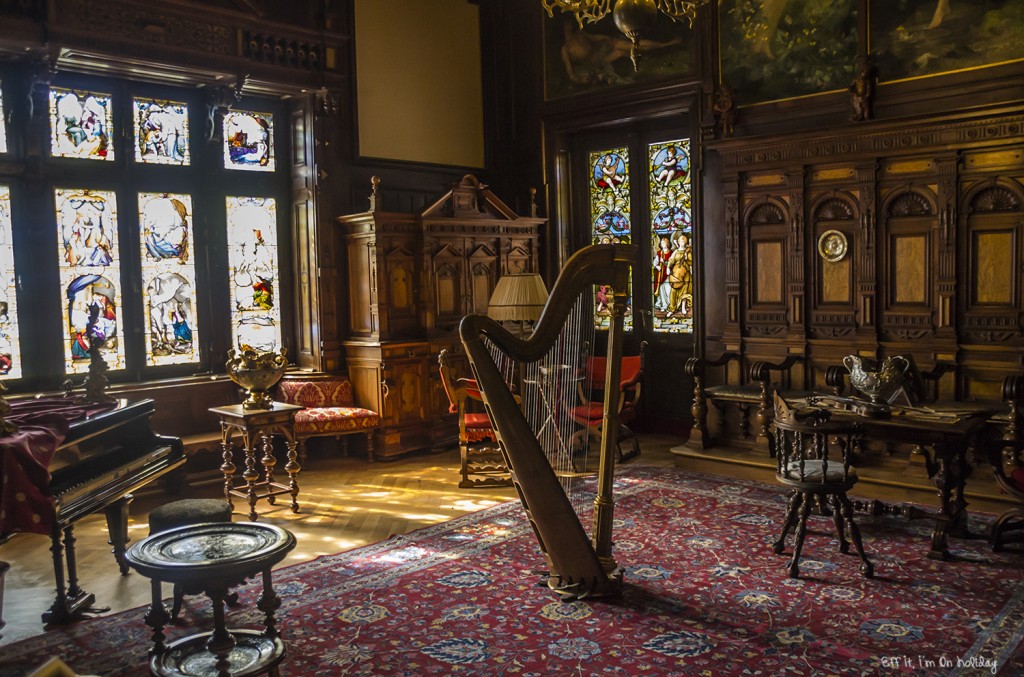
[125,522,296,677]
[210,403,303,521]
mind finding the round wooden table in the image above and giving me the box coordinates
[125,522,296,677]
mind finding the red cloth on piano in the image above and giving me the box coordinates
[0,398,117,536]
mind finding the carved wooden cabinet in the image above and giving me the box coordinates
[337,175,543,459]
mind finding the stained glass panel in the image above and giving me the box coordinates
[49,87,114,161]
[589,146,632,330]
[223,110,274,171]
[226,196,281,351]
[649,139,693,334]
[55,188,124,373]
[0,186,20,378]
[0,85,7,154]
[134,98,190,165]
[139,192,199,366]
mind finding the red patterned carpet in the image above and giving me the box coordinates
[1,467,1022,676]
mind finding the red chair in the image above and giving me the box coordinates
[570,342,646,463]
[275,373,380,461]
[438,350,512,488]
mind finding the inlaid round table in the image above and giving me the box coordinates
[125,522,296,677]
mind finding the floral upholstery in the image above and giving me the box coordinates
[275,375,380,460]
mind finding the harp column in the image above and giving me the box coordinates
[592,268,629,573]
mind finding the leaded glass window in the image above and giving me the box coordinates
[0,85,7,154]
[226,196,281,351]
[0,186,20,378]
[223,110,274,171]
[134,98,190,165]
[649,139,693,334]
[49,87,114,161]
[56,188,124,373]
[139,192,199,366]
[589,146,632,330]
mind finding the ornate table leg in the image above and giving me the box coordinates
[257,567,282,639]
[220,425,236,510]
[242,431,260,521]
[144,577,170,657]
[206,587,236,677]
[261,431,278,506]
[284,435,300,514]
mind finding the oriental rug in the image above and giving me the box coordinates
[1,467,1023,676]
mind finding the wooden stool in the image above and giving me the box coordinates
[126,522,296,677]
[148,499,234,619]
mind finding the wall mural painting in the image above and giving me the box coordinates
[589,146,633,331]
[870,0,1024,83]
[719,0,858,105]
[649,139,693,335]
[544,13,694,100]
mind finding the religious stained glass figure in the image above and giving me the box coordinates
[649,139,693,334]
[49,87,114,161]
[0,85,7,154]
[0,186,21,378]
[139,192,199,366]
[223,110,274,171]
[589,146,632,330]
[55,188,124,373]
[134,98,190,165]
[226,196,281,351]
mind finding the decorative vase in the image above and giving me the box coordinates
[843,355,909,405]
[226,347,288,409]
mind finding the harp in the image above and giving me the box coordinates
[459,243,636,599]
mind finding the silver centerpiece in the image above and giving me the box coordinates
[225,347,288,409]
[843,355,909,405]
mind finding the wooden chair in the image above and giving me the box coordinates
[438,349,512,488]
[771,393,873,579]
[569,342,646,462]
[991,375,1024,552]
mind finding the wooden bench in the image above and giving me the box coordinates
[685,353,807,453]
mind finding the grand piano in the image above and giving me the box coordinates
[0,396,184,625]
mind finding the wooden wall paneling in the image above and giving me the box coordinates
[743,192,790,345]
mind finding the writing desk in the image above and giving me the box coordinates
[798,396,998,560]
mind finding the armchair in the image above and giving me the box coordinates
[992,375,1024,552]
[569,341,646,463]
[275,373,380,462]
[438,349,512,488]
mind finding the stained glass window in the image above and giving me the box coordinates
[139,192,199,366]
[223,110,274,171]
[55,188,124,373]
[649,138,693,334]
[49,87,114,161]
[0,186,20,378]
[134,98,190,165]
[0,85,7,154]
[589,146,632,330]
[226,196,281,351]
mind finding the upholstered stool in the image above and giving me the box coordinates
[148,498,234,619]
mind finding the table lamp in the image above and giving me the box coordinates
[487,273,549,337]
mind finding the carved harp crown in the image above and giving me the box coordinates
[459,243,637,600]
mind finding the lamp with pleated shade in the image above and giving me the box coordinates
[487,273,549,335]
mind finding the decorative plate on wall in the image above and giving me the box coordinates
[818,230,848,262]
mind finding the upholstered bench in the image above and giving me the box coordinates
[275,373,381,461]
[148,498,234,619]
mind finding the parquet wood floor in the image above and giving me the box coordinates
[1,433,1017,649]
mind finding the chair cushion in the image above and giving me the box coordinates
[278,379,354,408]
[781,459,857,484]
[294,407,380,435]
[570,403,603,424]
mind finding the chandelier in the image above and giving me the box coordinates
[543,0,711,70]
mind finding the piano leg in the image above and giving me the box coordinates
[42,524,99,625]
[105,494,134,576]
